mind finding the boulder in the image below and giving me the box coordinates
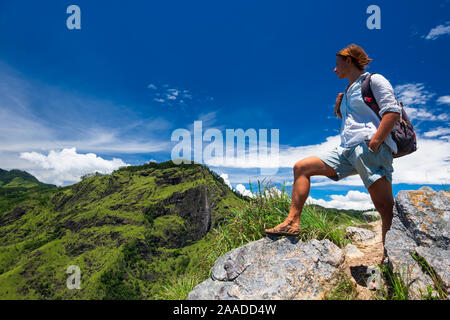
[362,211,380,222]
[187,237,345,300]
[384,186,449,299]
[345,226,376,243]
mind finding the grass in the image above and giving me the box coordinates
[160,178,367,300]
[11,164,446,301]
[375,264,411,300]
[412,253,448,300]
[373,256,447,300]
[324,273,358,300]
[156,273,204,300]
[163,178,448,301]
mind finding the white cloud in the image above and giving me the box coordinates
[306,190,374,211]
[217,169,374,210]
[390,136,450,185]
[264,186,282,198]
[395,83,434,105]
[148,83,195,108]
[394,83,448,122]
[403,106,448,121]
[219,172,233,189]
[423,127,450,138]
[235,183,255,197]
[0,62,173,176]
[311,135,450,187]
[207,131,449,188]
[219,172,256,197]
[19,147,129,186]
[424,21,450,40]
[205,134,340,170]
[437,95,450,105]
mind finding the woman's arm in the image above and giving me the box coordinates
[367,74,402,152]
[368,111,400,152]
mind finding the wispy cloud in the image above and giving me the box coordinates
[0,63,173,173]
[424,21,450,40]
[394,83,448,122]
[148,82,196,108]
[437,95,450,105]
[423,127,450,138]
[394,83,434,105]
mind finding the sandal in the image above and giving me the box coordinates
[264,225,300,237]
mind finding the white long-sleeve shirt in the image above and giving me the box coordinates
[339,71,402,154]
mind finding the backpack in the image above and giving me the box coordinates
[361,72,417,158]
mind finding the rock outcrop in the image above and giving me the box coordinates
[362,211,380,222]
[345,226,376,243]
[187,237,345,300]
[384,186,449,299]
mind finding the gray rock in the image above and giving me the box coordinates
[362,211,380,222]
[415,246,450,292]
[345,226,376,242]
[344,243,364,259]
[384,216,435,299]
[385,188,450,299]
[187,237,345,300]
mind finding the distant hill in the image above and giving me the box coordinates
[0,168,56,189]
[0,160,247,299]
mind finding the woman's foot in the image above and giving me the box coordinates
[264,220,301,236]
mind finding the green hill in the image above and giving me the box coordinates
[0,169,56,189]
[0,162,371,300]
[0,161,246,299]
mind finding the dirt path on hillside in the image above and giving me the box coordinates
[342,220,385,300]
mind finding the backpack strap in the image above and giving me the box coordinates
[361,72,382,120]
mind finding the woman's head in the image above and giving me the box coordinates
[334,44,372,78]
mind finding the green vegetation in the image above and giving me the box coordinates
[375,264,411,300]
[324,273,358,300]
[159,178,367,299]
[412,253,447,300]
[0,161,245,299]
[373,255,447,300]
[0,162,370,300]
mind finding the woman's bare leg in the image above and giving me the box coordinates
[367,176,394,245]
[265,156,338,232]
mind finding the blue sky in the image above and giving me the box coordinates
[0,0,449,210]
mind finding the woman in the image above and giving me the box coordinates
[264,44,401,245]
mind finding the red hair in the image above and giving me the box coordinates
[337,44,372,71]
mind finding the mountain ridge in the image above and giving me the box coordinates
[0,160,247,299]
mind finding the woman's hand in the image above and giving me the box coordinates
[334,93,344,119]
[366,139,380,152]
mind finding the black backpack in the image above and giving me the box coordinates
[361,72,417,158]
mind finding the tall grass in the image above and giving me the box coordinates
[412,253,448,300]
[375,258,447,300]
[161,179,364,299]
[211,178,353,252]
[376,264,411,300]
